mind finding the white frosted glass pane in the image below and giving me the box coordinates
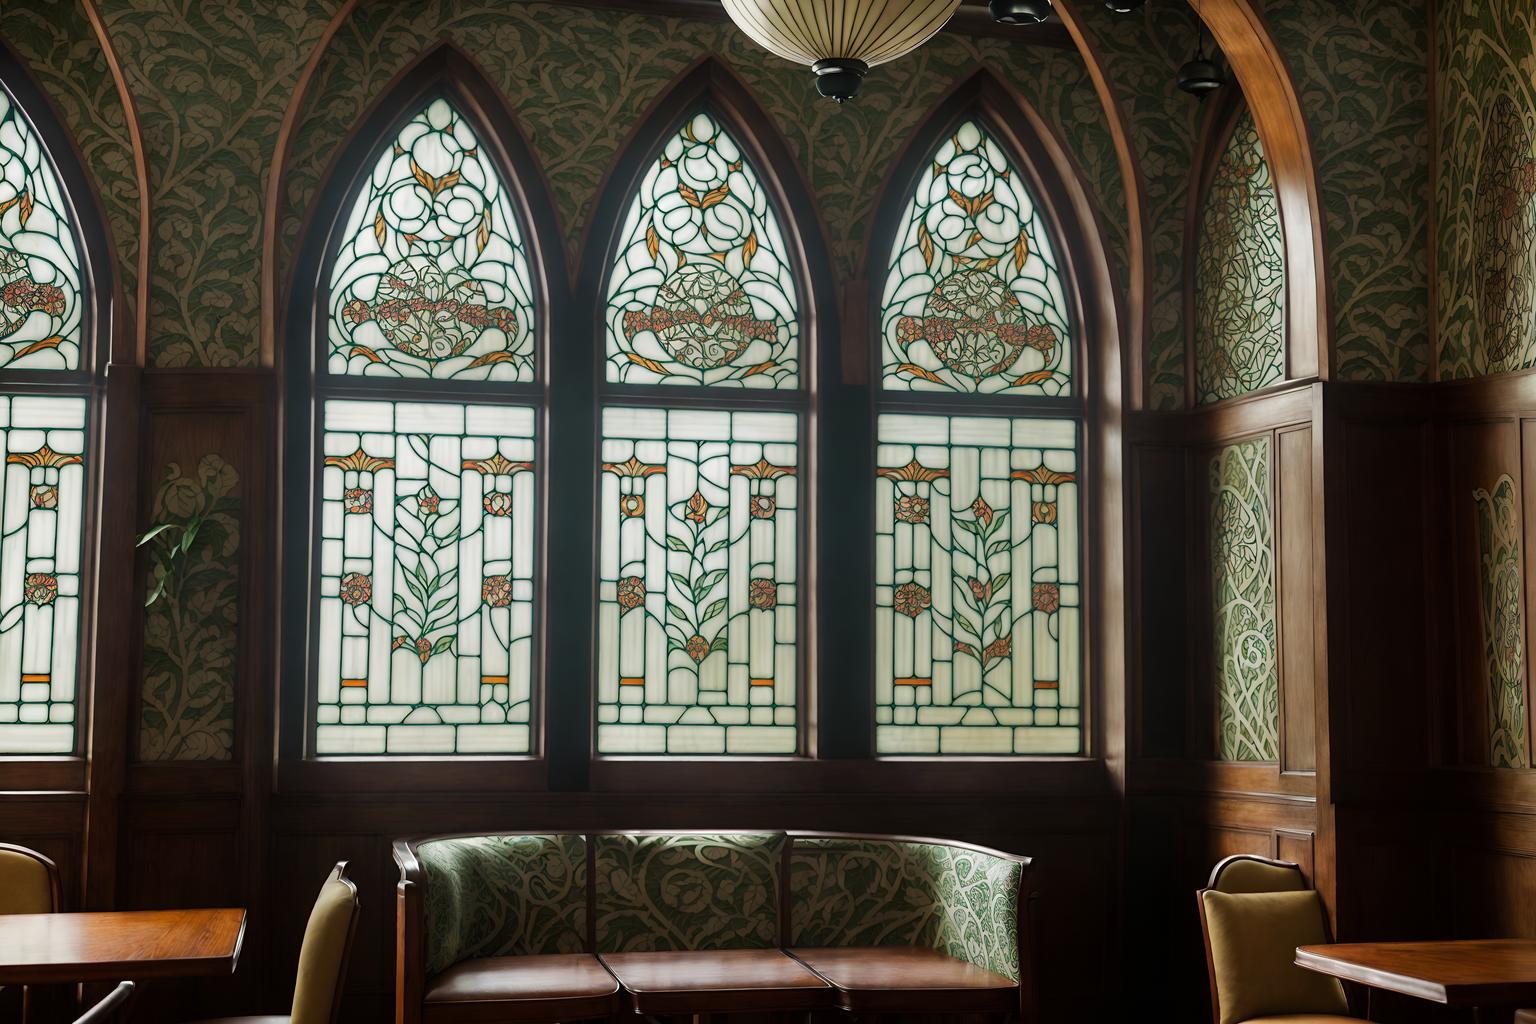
[313,399,537,755]
[0,394,87,753]
[874,413,1080,755]
[597,407,798,754]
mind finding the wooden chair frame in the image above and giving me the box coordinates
[1195,854,1362,1024]
[321,861,361,1024]
[0,842,63,1024]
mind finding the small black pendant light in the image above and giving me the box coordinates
[1177,19,1225,95]
[990,0,1053,24]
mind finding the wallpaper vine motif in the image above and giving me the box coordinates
[1210,437,1277,762]
[1194,110,1284,404]
[97,0,343,368]
[1263,0,1429,382]
[138,454,240,761]
[1474,475,1526,769]
[280,1,1123,312]
[1435,0,1536,379]
[1074,0,1201,409]
[3,1,141,337]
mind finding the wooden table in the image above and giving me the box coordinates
[0,909,246,984]
[1297,940,1536,1018]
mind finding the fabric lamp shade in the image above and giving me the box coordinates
[720,0,964,100]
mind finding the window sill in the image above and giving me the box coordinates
[276,756,548,794]
[0,756,86,794]
[588,755,1112,796]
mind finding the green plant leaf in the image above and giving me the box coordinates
[136,523,179,547]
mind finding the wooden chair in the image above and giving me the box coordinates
[191,861,360,1024]
[71,982,134,1024]
[1516,1009,1536,1022]
[0,842,63,1023]
[1196,855,1369,1024]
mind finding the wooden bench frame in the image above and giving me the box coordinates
[394,830,1037,1024]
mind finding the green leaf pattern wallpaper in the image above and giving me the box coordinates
[1474,475,1527,768]
[138,454,239,761]
[1435,0,1536,379]
[1210,437,1278,762]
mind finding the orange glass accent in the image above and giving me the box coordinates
[619,676,645,686]
[19,673,49,683]
[340,678,367,688]
[481,675,509,685]
[1034,680,1059,690]
[750,677,774,687]
[895,677,932,686]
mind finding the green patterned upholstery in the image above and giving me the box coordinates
[593,832,784,952]
[790,837,1022,982]
[417,834,587,976]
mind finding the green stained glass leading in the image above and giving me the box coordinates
[315,399,536,755]
[881,120,1071,396]
[606,113,799,389]
[0,395,87,753]
[0,81,82,371]
[1194,112,1285,404]
[328,99,537,381]
[597,407,799,754]
[875,413,1081,755]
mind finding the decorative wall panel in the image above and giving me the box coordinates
[875,413,1080,755]
[0,395,86,754]
[1474,475,1526,768]
[606,111,799,388]
[329,98,537,381]
[597,406,798,755]
[881,119,1071,397]
[0,78,82,371]
[1194,111,1284,404]
[1210,437,1278,761]
[1435,0,1536,379]
[139,453,239,761]
[315,399,536,755]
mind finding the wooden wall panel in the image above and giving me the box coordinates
[1134,444,1191,758]
[1277,426,1317,772]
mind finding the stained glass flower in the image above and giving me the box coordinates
[684,634,710,663]
[894,581,931,618]
[748,577,777,610]
[343,487,372,514]
[617,575,645,613]
[619,493,645,518]
[685,491,709,523]
[750,495,776,519]
[894,494,929,524]
[483,490,513,517]
[29,484,57,509]
[23,572,56,606]
[481,574,512,608]
[339,572,372,607]
[1031,582,1060,614]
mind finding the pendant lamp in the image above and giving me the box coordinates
[720,0,964,102]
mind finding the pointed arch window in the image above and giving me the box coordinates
[595,105,809,757]
[874,115,1083,756]
[0,60,108,755]
[298,81,550,758]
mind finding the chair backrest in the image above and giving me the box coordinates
[71,981,134,1024]
[592,831,784,953]
[290,861,360,1024]
[1196,855,1348,1024]
[0,843,60,915]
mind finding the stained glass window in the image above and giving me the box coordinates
[605,112,799,389]
[875,414,1080,755]
[314,400,536,755]
[880,120,1071,396]
[327,98,537,381]
[0,395,87,753]
[1194,112,1285,404]
[597,407,798,755]
[0,81,82,371]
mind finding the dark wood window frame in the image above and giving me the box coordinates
[0,40,122,793]
[279,54,1125,797]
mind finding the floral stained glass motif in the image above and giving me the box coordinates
[875,414,1080,755]
[1210,437,1277,761]
[881,120,1071,396]
[0,81,82,371]
[328,99,537,381]
[1194,112,1285,404]
[315,400,536,755]
[597,407,798,754]
[0,396,86,753]
[606,113,799,388]
[1475,475,1527,768]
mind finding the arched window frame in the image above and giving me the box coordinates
[575,60,834,777]
[0,40,117,778]
[860,72,1122,764]
[279,46,565,786]
[1183,85,1291,408]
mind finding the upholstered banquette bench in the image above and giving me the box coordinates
[393,830,1034,1023]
